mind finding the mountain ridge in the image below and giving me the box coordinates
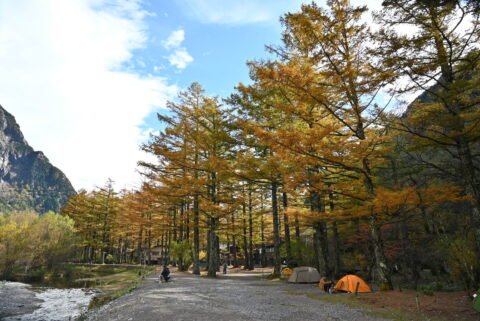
[0,105,76,212]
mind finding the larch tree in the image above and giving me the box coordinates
[241,0,400,288]
[229,83,296,275]
[375,0,480,264]
[141,82,238,277]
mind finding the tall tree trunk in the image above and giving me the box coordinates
[369,215,393,290]
[216,234,220,272]
[193,148,200,274]
[260,192,267,267]
[242,202,249,269]
[185,202,190,240]
[166,230,172,265]
[398,221,410,281]
[310,189,329,277]
[360,143,392,289]
[193,194,200,275]
[206,230,211,271]
[330,221,340,278]
[231,212,238,267]
[271,182,281,276]
[207,171,219,277]
[179,201,184,242]
[328,188,340,277]
[248,186,254,270]
[160,232,165,265]
[83,246,88,263]
[173,206,178,243]
[227,234,231,265]
[294,215,300,239]
[147,228,152,264]
[313,222,329,277]
[124,235,129,264]
[137,223,143,265]
[207,217,218,277]
[282,192,292,266]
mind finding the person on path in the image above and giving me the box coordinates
[161,265,171,282]
[223,263,228,274]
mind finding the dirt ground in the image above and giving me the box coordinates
[85,267,480,321]
[356,289,479,321]
[86,270,389,321]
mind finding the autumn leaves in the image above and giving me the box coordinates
[64,0,480,289]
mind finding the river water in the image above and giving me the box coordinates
[1,281,96,321]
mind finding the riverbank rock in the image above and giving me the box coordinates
[0,282,42,319]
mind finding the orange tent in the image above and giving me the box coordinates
[334,274,371,293]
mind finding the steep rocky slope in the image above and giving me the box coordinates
[0,105,75,212]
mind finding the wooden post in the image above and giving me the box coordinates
[355,282,360,296]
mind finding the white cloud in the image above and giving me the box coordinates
[176,0,383,25]
[162,29,193,70]
[0,0,178,191]
[162,29,185,49]
[167,48,194,69]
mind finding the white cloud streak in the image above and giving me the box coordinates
[162,29,185,49]
[162,29,194,70]
[167,48,194,69]
[0,0,178,190]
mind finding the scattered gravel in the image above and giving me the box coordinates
[86,273,390,321]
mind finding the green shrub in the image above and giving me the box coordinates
[0,211,75,278]
[170,240,193,271]
[446,233,480,289]
[281,240,315,267]
[27,266,48,282]
[105,254,115,264]
[342,252,368,273]
[417,281,458,294]
[418,284,434,295]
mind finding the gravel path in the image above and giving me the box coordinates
[86,272,390,321]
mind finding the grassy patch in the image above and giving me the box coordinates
[304,293,441,321]
[253,283,282,287]
[87,266,155,309]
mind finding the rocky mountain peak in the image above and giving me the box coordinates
[0,105,76,213]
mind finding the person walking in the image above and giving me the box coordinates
[223,263,228,274]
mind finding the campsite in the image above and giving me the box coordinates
[81,267,479,321]
[2,0,480,320]
[283,267,477,321]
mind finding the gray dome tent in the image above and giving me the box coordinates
[288,266,321,283]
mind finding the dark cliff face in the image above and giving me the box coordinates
[0,105,76,213]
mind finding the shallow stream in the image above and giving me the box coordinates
[1,281,96,321]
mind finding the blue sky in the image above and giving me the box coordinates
[136,0,307,131]
[0,0,382,190]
